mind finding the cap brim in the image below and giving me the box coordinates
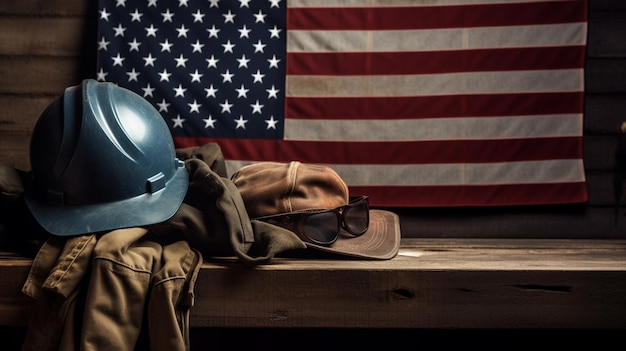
[25,167,189,236]
[305,209,401,260]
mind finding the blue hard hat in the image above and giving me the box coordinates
[25,79,189,236]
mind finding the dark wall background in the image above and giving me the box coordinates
[1,0,625,239]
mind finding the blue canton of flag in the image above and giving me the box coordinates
[97,0,286,139]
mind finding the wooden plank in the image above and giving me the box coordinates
[591,0,626,11]
[588,11,626,58]
[586,172,622,206]
[0,96,52,134]
[0,98,43,170]
[586,58,626,94]
[583,134,618,171]
[394,206,626,238]
[0,134,31,171]
[0,17,93,57]
[1,239,625,328]
[186,328,623,350]
[0,57,94,95]
[584,94,626,134]
[0,0,91,16]
[154,238,626,329]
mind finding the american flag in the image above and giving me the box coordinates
[96,0,588,207]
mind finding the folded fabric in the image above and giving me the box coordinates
[175,142,228,178]
[151,148,306,265]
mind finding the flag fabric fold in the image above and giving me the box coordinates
[96,0,588,207]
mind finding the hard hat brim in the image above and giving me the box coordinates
[25,166,189,236]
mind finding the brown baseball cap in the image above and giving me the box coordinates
[231,161,400,260]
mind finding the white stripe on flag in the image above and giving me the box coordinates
[288,0,565,6]
[286,69,584,97]
[288,23,587,52]
[226,159,587,186]
[284,114,583,141]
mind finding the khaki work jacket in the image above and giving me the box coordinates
[11,143,304,350]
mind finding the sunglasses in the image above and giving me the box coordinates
[255,196,370,245]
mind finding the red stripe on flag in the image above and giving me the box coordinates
[287,46,586,76]
[174,137,583,165]
[287,1,587,30]
[285,92,584,120]
[352,182,589,207]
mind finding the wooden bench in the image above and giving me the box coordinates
[1,238,625,329]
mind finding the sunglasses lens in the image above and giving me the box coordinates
[303,211,339,244]
[344,200,369,235]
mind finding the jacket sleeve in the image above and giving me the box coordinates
[21,234,97,351]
